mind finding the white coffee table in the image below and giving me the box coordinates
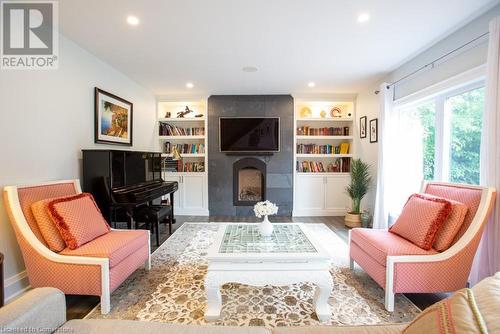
[205,223,333,322]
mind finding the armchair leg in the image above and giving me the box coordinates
[101,293,111,314]
[384,289,395,312]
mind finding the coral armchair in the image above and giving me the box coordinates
[3,179,151,314]
[349,182,496,312]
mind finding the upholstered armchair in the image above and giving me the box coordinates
[3,180,151,314]
[349,182,496,311]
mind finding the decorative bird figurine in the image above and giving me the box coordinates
[177,106,194,118]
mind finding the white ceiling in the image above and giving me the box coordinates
[59,0,498,96]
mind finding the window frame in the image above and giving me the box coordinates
[393,66,486,183]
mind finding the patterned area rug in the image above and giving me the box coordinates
[86,223,420,327]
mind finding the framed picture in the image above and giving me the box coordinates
[94,87,133,146]
[360,116,367,138]
[370,118,378,143]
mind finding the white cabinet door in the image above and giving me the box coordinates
[181,174,206,213]
[295,175,325,211]
[324,175,350,214]
[162,173,182,211]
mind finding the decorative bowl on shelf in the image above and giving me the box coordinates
[330,106,343,118]
[300,107,312,118]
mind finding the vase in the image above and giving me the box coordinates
[258,215,273,237]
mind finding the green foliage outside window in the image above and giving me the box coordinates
[448,87,484,185]
[414,86,484,185]
[417,102,436,181]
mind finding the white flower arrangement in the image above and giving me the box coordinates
[253,200,279,218]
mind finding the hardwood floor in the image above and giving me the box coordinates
[66,216,441,320]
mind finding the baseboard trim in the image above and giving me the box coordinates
[5,270,31,303]
[292,209,346,217]
[175,209,209,216]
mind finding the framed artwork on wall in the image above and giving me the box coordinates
[360,116,367,138]
[94,87,133,146]
[370,118,378,143]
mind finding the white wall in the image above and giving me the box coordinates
[0,35,157,301]
[355,84,380,213]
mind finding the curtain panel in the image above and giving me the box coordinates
[470,16,500,286]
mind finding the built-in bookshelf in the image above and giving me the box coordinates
[157,100,207,174]
[294,100,355,174]
[293,98,355,217]
[156,98,209,215]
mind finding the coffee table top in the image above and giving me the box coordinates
[219,224,317,254]
[207,223,330,262]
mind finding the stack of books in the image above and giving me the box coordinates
[296,143,349,154]
[161,157,181,172]
[295,158,351,173]
[159,123,205,136]
[296,161,326,173]
[296,126,348,136]
[164,143,205,154]
[183,162,205,172]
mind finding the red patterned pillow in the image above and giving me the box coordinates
[418,194,468,252]
[31,197,68,252]
[389,193,452,250]
[48,193,110,250]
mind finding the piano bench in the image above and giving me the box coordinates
[133,205,173,247]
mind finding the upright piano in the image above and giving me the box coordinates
[82,149,178,225]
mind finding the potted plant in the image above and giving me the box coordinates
[345,159,372,228]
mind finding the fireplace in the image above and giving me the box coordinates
[233,158,266,206]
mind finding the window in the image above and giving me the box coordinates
[395,82,485,185]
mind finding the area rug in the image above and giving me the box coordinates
[86,223,420,327]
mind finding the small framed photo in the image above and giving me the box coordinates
[94,87,133,146]
[360,116,367,138]
[370,118,378,143]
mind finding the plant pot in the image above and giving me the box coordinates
[345,212,362,228]
[258,215,274,237]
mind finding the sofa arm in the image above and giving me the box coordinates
[0,287,66,333]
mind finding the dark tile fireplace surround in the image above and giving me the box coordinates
[208,95,294,216]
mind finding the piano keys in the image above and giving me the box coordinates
[112,179,178,204]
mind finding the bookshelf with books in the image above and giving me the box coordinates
[157,99,208,215]
[293,98,355,217]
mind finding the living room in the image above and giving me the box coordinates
[0,0,500,333]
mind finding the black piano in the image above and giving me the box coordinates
[82,149,178,229]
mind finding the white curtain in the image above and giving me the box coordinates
[373,83,425,229]
[384,105,424,217]
[373,83,392,229]
[470,16,500,285]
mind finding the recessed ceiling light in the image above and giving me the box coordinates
[126,16,140,26]
[242,66,258,73]
[186,82,194,89]
[357,12,370,23]
[308,82,316,88]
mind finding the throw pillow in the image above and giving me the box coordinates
[389,193,452,250]
[419,194,468,252]
[48,193,110,250]
[402,288,488,334]
[31,197,68,252]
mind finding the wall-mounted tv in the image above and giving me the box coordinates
[219,117,280,153]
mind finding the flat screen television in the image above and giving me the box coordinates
[219,117,280,152]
